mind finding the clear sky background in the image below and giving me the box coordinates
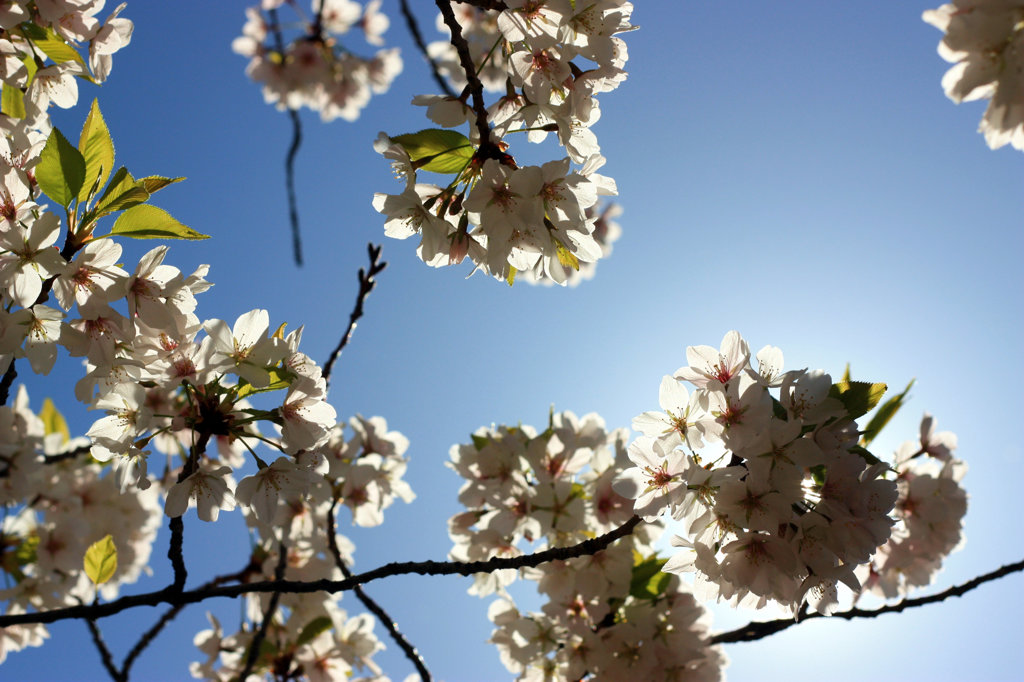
[6,2,1023,681]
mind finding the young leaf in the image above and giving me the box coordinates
[94,167,150,216]
[506,266,516,287]
[235,367,292,399]
[83,535,118,585]
[829,380,887,420]
[1,86,25,119]
[20,24,89,75]
[861,378,915,447]
[138,176,185,194]
[295,616,333,648]
[629,553,670,600]
[39,397,70,444]
[555,241,579,270]
[110,204,209,240]
[78,99,115,204]
[36,127,86,207]
[391,129,474,174]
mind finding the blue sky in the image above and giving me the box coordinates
[5,2,1023,681]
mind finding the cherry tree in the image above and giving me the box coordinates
[0,2,1021,680]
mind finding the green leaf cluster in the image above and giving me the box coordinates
[629,551,671,600]
[32,100,207,243]
[391,129,475,174]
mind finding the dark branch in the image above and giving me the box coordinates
[455,0,508,11]
[84,616,124,682]
[0,442,92,479]
[121,568,253,679]
[400,0,456,98]
[322,243,386,389]
[285,108,304,266]
[710,556,1024,645]
[0,516,643,627]
[235,540,289,681]
[434,0,495,153]
[327,500,432,681]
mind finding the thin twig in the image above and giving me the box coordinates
[121,568,252,679]
[84,615,124,682]
[322,243,387,390]
[400,0,456,98]
[285,108,304,266]
[0,443,92,479]
[327,500,432,681]
[0,516,643,627]
[268,6,304,266]
[710,556,1024,645]
[434,0,496,154]
[235,539,289,681]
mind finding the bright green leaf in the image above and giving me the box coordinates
[94,167,150,216]
[36,127,86,207]
[83,534,117,585]
[138,175,185,194]
[506,266,516,287]
[2,85,25,119]
[39,397,70,444]
[295,616,333,648]
[629,553,670,600]
[21,24,89,75]
[555,242,579,270]
[861,379,915,447]
[235,367,292,399]
[829,380,887,420]
[110,204,209,240]
[77,99,115,204]
[391,129,475,174]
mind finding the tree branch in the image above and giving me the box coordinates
[400,0,456,98]
[710,556,1024,645]
[235,539,289,682]
[327,500,432,682]
[322,243,386,390]
[0,516,643,627]
[285,107,304,267]
[84,615,124,682]
[120,568,253,679]
[434,0,495,154]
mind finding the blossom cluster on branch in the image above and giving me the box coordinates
[372,0,634,285]
[448,411,726,681]
[234,0,402,122]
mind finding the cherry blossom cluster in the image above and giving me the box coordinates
[0,387,160,663]
[190,417,413,681]
[373,1,634,285]
[923,1,1024,150]
[233,0,402,121]
[519,199,621,287]
[448,411,725,680]
[614,332,903,615]
[858,413,967,599]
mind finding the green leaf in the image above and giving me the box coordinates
[93,167,150,216]
[555,241,579,270]
[36,127,86,207]
[861,379,915,447]
[21,24,89,75]
[235,367,292,399]
[391,129,475,174]
[83,535,117,585]
[471,434,490,451]
[506,266,516,287]
[138,175,185,194]
[2,85,25,119]
[39,397,70,444]
[829,380,887,420]
[295,616,333,648]
[77,99,115,204]
[629,553,670,600]
[110,204,209,240]
[849,444,884,467]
